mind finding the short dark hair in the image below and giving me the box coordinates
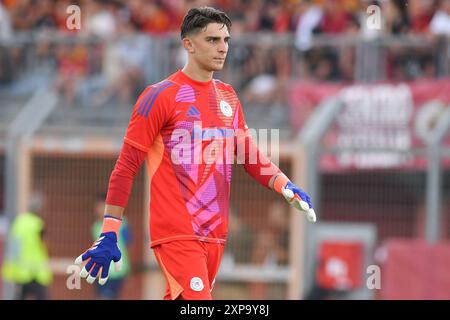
[180,6,232,39]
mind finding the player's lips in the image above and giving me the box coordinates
[214,58,225,62]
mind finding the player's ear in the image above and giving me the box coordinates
[182,37,195,54]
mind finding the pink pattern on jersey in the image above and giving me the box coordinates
[194,216,222,237]
[216,164,225,177]
[186,175,217,214]
[164,121,199,183]
[194,201,220,225]
[186,174,223,236]
[175,84,196,102]
[205,217,222,235]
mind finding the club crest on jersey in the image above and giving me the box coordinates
[190,277,204,292]
[220,100,233,117]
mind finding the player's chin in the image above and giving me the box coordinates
[211,60,225,71]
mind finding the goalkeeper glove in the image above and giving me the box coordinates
[281,181,316,222]
[274,175,316,222]
[74,215,123,285]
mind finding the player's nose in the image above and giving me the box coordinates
[217,39,228,54]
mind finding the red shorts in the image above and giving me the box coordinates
[153,240,225,300]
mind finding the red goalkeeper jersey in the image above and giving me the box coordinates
[124,70,248,247]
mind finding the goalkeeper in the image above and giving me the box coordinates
[75,6,315,300]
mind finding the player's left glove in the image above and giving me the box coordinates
[281,181,317,223]
[74,215,123,285]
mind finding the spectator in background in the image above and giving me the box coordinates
[242,73,278,106]
[241,44,292,125]
[249,202,289,299]
[1,192,53,300]
[163,0,189,32]
[249,203,290,269]
[383,0,411,35]
[54,0,73,32]
[0,0,445,38]
[92,193,131,300]
[313,55,336,81]
[8,0,34,31]
[266,202,289,265]
[32,0,56,30]
[295,0,323,52]
[408,0,436,34]
[223,209,254,265]
[217,11,249,86]
[0,0,13,84]
[240,41,293,127]
[258,0,291,33]
[84,0,117,39]
[243,0,263,32]
[337,6,360,83]
[0,0,12,40]
[54,42,88,107]
[140,1,171,35]
[1,0,448,87]
[316,0,352,34]
[429,0,450,36]
[295,0,360,82]
[92,16,147,107]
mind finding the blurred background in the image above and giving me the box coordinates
[1,0,450,300]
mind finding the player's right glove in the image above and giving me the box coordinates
[74,215,123,285]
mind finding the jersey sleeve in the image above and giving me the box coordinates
[106,142,147,208]
[124,81,174,152]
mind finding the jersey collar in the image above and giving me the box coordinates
[178,69,213,88]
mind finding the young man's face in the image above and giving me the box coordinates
[184,22,231,72]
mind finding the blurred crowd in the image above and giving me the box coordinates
[0,0,450,117]
[0,0,449,37]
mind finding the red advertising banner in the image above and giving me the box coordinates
[289,80,450,171]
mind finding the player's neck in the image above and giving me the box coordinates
[182,64,213,83]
